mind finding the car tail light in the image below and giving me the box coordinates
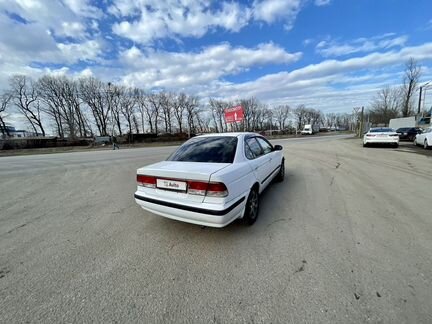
[188,181,208,196]
[188,181,228,197]
[366,134,376,137]
[137,175,156,188]
[207,183,229,197]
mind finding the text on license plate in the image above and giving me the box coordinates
[156,179,187,191]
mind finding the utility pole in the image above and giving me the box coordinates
[359,106,364,137]
[418,81,432,115]
[418,86,423,115]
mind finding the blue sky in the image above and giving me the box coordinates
[1,0,432,120]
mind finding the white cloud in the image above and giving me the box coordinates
[303,38,314,46]
[111,0,251,44]
[110,0,310,44]
[0,0,102,40]
[209,43,432,104]
[253,0,303,30]
[62,0,103,18]
[61,21,87,38]
[253,0,302,27]
[314,0,331,6]
[317,34,408,57]
[107,42,432,117]
[119,43,302,88]
[57,40,103,64]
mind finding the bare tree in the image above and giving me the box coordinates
[401,58,421,117]
[304,108,322,126]
[209,98,228,133]
[37,75,88,139]
[184,95,200,136]
[240,97,258,131]
[293,104,307,130]
[172,93,187,133]
[107,84,123,136]
[136,89,149,133]
[160,92,173,133]
[274,105,290,130]
[79,77,111,136]
[257,105,272,130]
[0,92,13,137]
[147,93,162,135]
[325,113,337,128]
[9,75,45,136]
[132,114,140,133]
[369,86,401,124]
[120,87,136,135]
[36,76,64,137]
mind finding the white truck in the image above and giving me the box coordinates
[301,124,320,135]
[389,117,416,130]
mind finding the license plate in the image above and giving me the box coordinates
[377,134,386,137]
[156,179,187,191]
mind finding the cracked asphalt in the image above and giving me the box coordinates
[0,134,431,323]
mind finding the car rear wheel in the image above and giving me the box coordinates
[276,160,285,182]
[243,187,259,226]
[363,142,368,147]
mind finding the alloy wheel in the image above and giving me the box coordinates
[248,190,259,221]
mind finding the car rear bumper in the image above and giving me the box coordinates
[397,134,409,140]
[364,137,399,144]
[134,192,246,228]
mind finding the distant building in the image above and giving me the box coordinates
[0,125,33,138]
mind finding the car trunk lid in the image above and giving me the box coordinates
[137,161,230,202]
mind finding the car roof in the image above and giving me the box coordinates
[195,132,260,138]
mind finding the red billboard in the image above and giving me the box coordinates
[224,105,244,123]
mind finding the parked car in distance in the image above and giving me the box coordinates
[414,127,432,149]
[134,133,285,228]
[396,127,423,141]
[363,128,399,147]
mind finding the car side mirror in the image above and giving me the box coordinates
[274,145,283,151]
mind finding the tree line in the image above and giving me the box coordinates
[0,74,355,139]
[368,58,426,125]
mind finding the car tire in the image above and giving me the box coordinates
[243,187,259,226]
[276,160,285,182]
[363,142,368,147]
[394,143,399,148]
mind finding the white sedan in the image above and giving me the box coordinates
[414,127,432,149]
[363,128,399,147]
[134,133,285,228]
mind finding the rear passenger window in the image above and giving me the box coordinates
[245,138,263,159]
[256,137,273,154]
[245,142,255,159]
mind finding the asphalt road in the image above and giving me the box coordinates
[1,134,431,323]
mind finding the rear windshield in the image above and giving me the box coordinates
[370,128,394,133]
[167,136,238,163]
